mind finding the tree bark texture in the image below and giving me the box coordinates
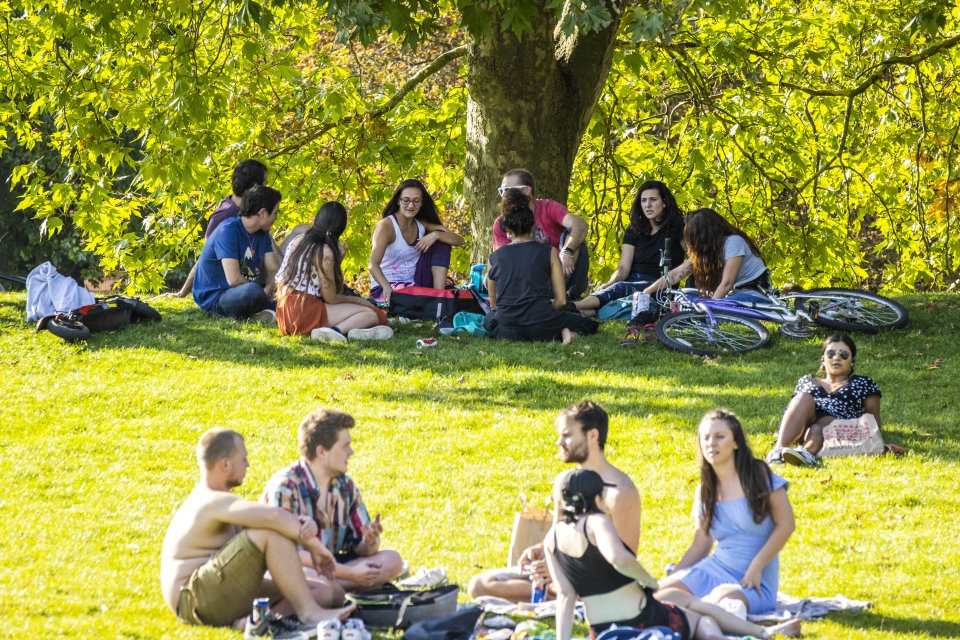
[465,2,621,262]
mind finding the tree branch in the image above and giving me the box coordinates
[367,44,469,118]
[780,33,960,97]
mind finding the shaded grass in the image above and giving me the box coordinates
[0,292,958,638]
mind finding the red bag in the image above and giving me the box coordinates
[388,286,485,320]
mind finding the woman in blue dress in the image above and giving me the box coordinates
[658,409,796,616]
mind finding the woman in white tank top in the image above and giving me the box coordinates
[368,179,465,303]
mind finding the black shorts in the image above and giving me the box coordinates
[590,598,691,640]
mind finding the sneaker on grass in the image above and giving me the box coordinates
[245,613,317,639]
[765,448,784,466]
[251,309,278,325]
[782,446,819,467]
[347,326,394,341]
[311,327,348,342]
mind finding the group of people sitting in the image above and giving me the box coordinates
[161,336,883,639]
[172,159,778,346]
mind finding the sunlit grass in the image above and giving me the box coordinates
[0,292,957,638]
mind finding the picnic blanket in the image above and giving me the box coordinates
[747,592,872,623]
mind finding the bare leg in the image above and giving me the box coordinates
[338,550,404,591]
[774,393,817,448]
[326,304,380,332]
[802,416,832,455]
[682,609,727,640]
[247,529,352,626]
[431,266,449,289]
[467,569,539,602]
[657,588,790,638]
[574,295,601,311]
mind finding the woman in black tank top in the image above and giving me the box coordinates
[543,469,800,640]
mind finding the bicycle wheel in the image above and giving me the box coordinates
[795,288,908,332]
[655,311,771,356]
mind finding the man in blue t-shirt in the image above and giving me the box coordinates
[169,159,269,298]
[193,185,281,321]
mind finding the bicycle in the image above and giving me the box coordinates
[644,249,908,355]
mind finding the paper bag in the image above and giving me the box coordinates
[507,507,552,567]
[819,413,884,457]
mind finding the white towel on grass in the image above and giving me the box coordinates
[748,592,872,623]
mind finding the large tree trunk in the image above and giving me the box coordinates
[465,2,621,261]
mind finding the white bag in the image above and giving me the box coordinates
[819,414,885,457]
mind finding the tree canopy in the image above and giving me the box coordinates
[2,0,959,291]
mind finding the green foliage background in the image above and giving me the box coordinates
[2,0,960,291]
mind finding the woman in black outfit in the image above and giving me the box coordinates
[543,469,800,640]
[484,190,598,343]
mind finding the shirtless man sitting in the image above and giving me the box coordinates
[160,428,353,635]
[468,401,641,602]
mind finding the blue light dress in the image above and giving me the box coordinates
[670,473,788,613]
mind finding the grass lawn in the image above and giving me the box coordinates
[1,290,958,639]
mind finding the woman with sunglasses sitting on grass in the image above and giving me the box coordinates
[766,334,881,467]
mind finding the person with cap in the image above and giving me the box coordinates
[467,401,639,602]
[543,469,801,640]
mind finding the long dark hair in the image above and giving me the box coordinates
[697,409,774,531]
[381,179,443,225]
[684,208,763,294]
[816,333,857,377]
[498,189,534,236]
[278,201,348,298]
[627,180,682,237]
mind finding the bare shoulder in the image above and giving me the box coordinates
[604,465,640,501]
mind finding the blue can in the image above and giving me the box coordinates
[531,578,546,603]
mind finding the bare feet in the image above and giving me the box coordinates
[301,602,357,626]
[765,617,801,638]
[561,328,577,345]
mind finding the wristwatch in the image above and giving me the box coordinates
[561,247,575,257]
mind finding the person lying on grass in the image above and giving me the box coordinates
[469,401,639,603]
[262,408,404,591]
[161,428,353,635]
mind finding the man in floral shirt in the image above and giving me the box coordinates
[263,408,403,591]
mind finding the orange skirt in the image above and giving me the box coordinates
[277,291,388,336]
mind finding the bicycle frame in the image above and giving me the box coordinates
[655,287,814,328]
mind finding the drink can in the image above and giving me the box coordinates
[416,338,438,348]
[631,292,651,316]
[669,301,680,314]
[531,578,546,603]
[252,597,270,623]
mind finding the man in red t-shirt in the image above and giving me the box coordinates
[491,169,589,299]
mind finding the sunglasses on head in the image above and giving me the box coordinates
[825,349,851,360]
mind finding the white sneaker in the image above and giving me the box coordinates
[396,566,447,588]
[340,618,370,640]
[317,618,342,640]
[251,309,277,325]
[782,446,819,467]
[347,326,394,341]
[311,327,348,343]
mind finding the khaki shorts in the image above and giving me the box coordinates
[177,531,267,627]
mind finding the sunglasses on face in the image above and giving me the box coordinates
[498,185,529,197]
[825,349,851,360]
